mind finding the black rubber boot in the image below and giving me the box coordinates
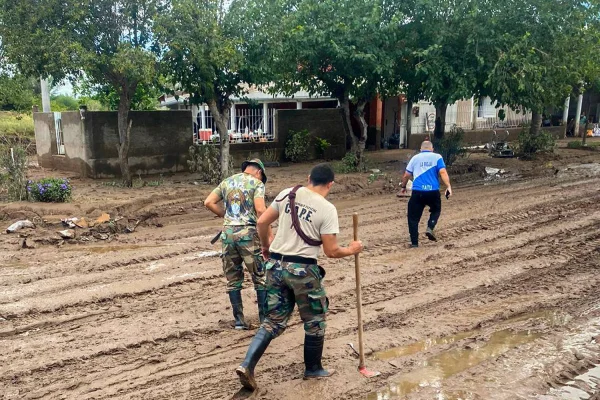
[236,327,273,391]
[228,291,248,330]
[256,290,267,324]
[303,334,336,379]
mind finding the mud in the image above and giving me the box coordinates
[1,139,600,399]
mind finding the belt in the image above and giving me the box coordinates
[270,252,317,265]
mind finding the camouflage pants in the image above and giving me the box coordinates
[221,226,266,292]
[262,259,329,338]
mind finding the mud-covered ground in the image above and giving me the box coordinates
[1,139,600,400]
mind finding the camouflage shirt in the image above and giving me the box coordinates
[211,173,265,226]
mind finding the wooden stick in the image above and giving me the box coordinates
[353,213,366,369]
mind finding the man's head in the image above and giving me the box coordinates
[308,163,335,194]
[421,141,434,152]
[242,159,267,183]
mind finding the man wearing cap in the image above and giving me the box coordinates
[235,163,363,391]
[204,159,271,330]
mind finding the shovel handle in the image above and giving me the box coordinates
[353,213,366,369]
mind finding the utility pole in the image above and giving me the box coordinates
[40,77,51,112]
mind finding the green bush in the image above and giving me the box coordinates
[567,140,583,149]
[516,129,555,158]
[314,137,331,159]
[0,142,28,201]
[433,125,466,166]
[27,178,72,202]
[285,129,311,162]
[187,143,232,184]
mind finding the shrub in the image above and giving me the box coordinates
[515,129,555,158]
[0,141,28,201]
[567,140,583,149]
[27,178,72,202]
[314,137,331,159]
[333,151,368,174]
[285,129,311,162]
[433,125,466,166]
[187,143,232,184]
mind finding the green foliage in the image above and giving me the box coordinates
[285,129,311,163]
[0,73,37,112]
[0,112,34,138]
[334,152,360,174]
[432,125,467,167]
[27,178,72,202]
[50,95,79,111]
[515,129,556,158]
[314,137,331,159]
[0,140,28,201]
[566,140,600,150]
[188,144,232,184]
[74,78,160,111]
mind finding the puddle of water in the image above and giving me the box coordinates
[367,329,542,399]
[63,244,162,254]
[374,331,475,361]
[374,310,569,362]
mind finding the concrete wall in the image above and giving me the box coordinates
[274,108,346,160]
[33,108,347,178]
[407,126,565,150]
[84,111,192,178]
[34,111,192,178]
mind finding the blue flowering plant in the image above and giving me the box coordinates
[27,178,72,202]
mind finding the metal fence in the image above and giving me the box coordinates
[193,107,276,144]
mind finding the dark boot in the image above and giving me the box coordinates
[303,334,336,379]
[236,327,273,391]
[256,289,267,324]
[228,291,248,330]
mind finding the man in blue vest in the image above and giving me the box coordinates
[399,141,452,247]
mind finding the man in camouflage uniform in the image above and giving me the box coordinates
[236,163,363,391]
[204,159,271,330]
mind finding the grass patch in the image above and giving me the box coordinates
[567,140,600,150]
[0,112,34,138]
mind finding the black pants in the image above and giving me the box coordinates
[407,190,441,245]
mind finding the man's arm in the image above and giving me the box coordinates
[204,191,225,218]
[439,168,452,196]
[400,171,413,194]
[254,197,274,243]
[321,234,363,258]
[257,207,279,259]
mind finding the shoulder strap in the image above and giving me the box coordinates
[275,185,322,247]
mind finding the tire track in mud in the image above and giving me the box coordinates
[3,175,600,399]
[8,214,598,400]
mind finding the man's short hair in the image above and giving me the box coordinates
[309,163,335,186]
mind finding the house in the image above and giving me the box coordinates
[158,86,338,144]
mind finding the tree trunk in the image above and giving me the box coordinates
[434,102,447,139]
[207,99,231,179]
[339,93,359,152]
[406,99,413,149]
[529,111,542,136]
[354,100,368,171]
[582,102,592,146]
[117,89,133,187]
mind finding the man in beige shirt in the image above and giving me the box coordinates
[236,163,363,391]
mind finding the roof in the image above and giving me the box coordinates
[159,85,334,107]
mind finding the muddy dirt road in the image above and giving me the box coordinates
[1,144,600,399]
